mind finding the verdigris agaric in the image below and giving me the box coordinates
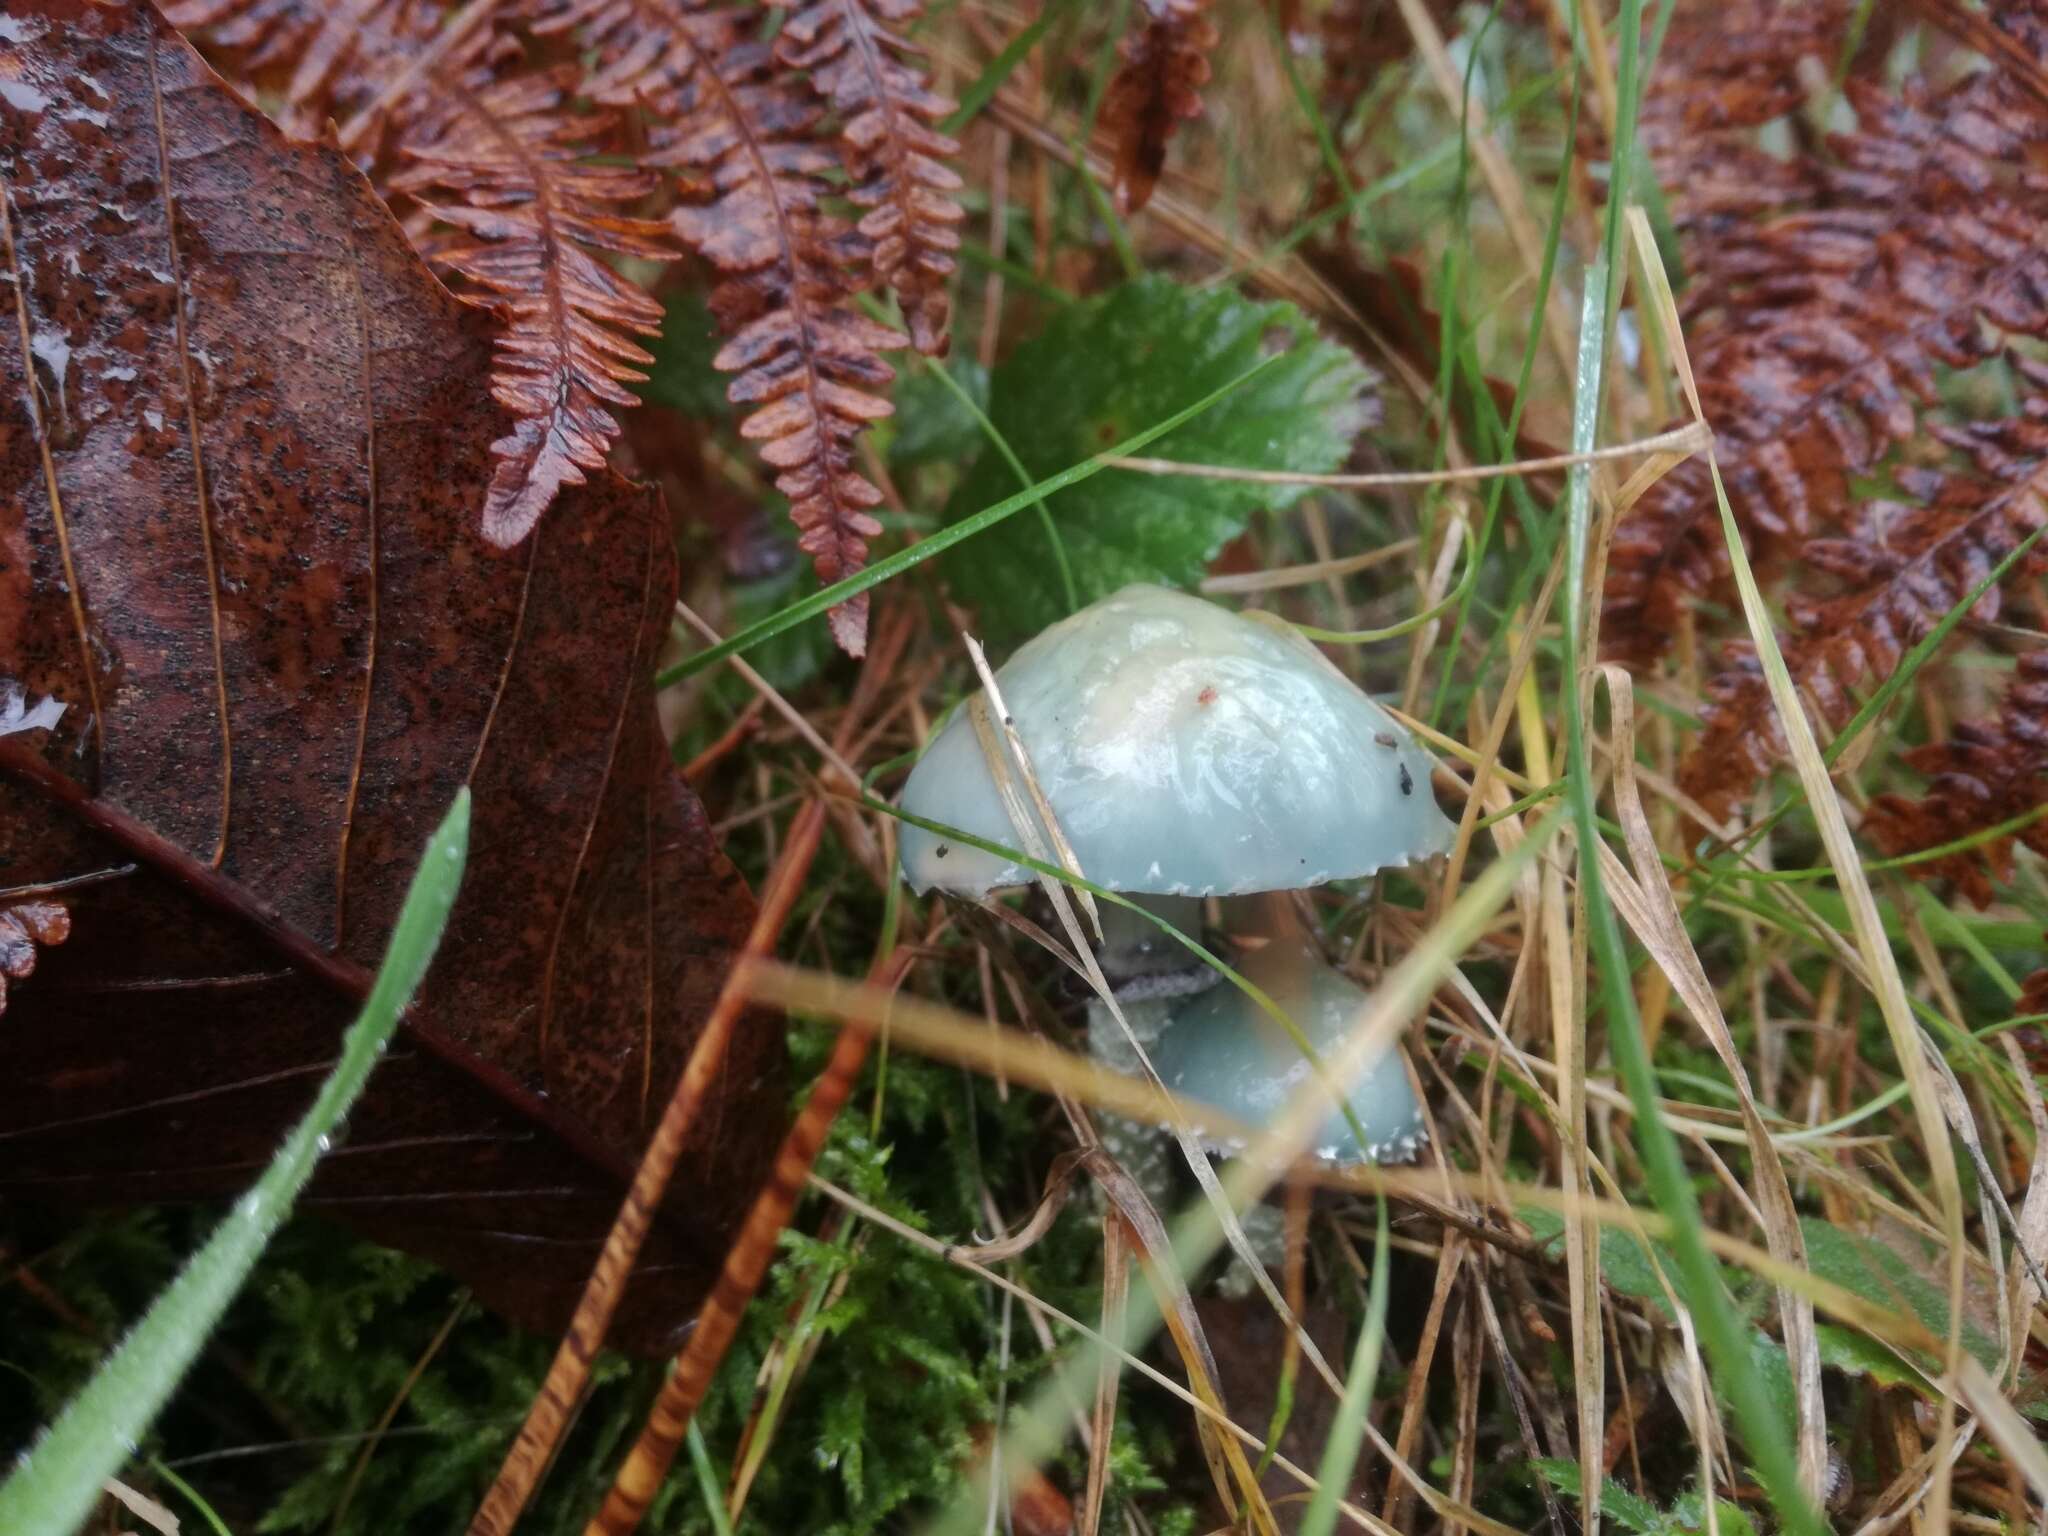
[896,583,1452,1169]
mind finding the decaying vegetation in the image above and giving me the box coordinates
[7,0,2048,1534]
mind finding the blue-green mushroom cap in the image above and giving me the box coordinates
[1149,956,1425,1164]
[897,584,1453,896]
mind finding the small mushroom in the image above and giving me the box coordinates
[895,582,1452,1170]
[1148,894,1426,1165]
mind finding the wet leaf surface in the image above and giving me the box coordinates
[0,0,783,1355]
[939,277,1377,642]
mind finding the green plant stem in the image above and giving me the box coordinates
[0,790,470,1536]
[657,354,1285,687]
[686,1422,737,1536]
[149,1460,232,1536]
[1558,0,1823,1519]
[916,351,1078,611]
[1298,1194,1391,1536]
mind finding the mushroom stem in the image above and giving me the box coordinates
[1220,890,1325,994]
[1093,893,1204,983]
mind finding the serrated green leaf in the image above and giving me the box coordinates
[1728,1329,1797,1445]
[891,357,992,468]
[1800,1219,1999,1370]
[1814,1322,1930,1393]
[940,276,1376,641]
[1522,1205,1679,1310]
[1670,1491,1760,1536]
[1532,1458,1671,1533]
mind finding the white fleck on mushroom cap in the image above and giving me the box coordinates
[1148,957,1426,1166]
[897,584,1454,897]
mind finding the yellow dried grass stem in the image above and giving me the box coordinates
[1624,204,1974,1527]
[1109,421,1710,487]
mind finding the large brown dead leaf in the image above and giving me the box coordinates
[0,0,783,1355]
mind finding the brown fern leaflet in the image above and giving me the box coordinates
[169,4,674,550]
[1862,649,2048,908]
[1610,27,2048,675]
[162,0,443,148]
[0,898,69,1018]
[1682,384,2048,819]
[390,44,674,546]
[774,0,965,355]
[543,0,903,654]
[1102,0,1218,216]
[1612,28,2048,834]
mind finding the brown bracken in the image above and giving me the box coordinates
[1101,0,1218,217]
[1606,0,2048,881]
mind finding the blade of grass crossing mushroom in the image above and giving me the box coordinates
[956,643,1347,1406]
[1556,175,1825,1528]
[745,959,1255,1138]
[762,966,1971,1361]
[1624,204,1968,1532]
[1590,663,1826,1496]
[868,794,1392,1162]
[926,822,1559,1536]
[0,790,470,1536]
[961,638,1099,938]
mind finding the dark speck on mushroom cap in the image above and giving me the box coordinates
[896,584,1455,897]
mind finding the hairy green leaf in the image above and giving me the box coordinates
[891,357,993,468]
[940,277,1376,640]
[1801,1219,1999,1371]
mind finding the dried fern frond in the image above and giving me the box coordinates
[1862,648,2048,908]
[172,4,673,548]
[775,0,965,355]
[1634,0,1853,306]
[545,0,901,654]
[389,44,674,546]
[164,0,444,153]
[1314,0,1417,131]
[1101,0,1218,216]
[1609,53,2048,671]
[1682,380,2048,820]
[0,899,70,1019]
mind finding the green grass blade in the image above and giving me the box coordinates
[941,4,1059,133]
[686,1422,737,1536]
[656,352,1285,687]
[1555,3,1825,1516]
[0,789,471,1536]
[1298,1194,1391,1536]
[915,351,1078,611]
